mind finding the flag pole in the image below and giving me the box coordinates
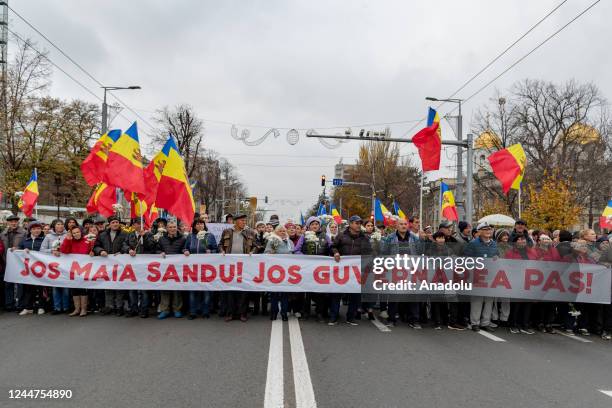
[34,168,38,219]
[419,172,424,227]
[518,184,522,218]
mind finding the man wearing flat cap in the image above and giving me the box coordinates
[1,214,26,311]
[93,215,130,316]
[219,214,256,322]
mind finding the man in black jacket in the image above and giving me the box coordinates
[126,218,154,317]
[93,216,129,315]
[156,220,187,319]
[329,215,372,326]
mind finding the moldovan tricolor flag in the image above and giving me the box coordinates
[18,169,39,217]
[86,182,116,217]
[143,136,173,209]
[330,203,342,224]
[317,203,327,216]
[104,122,145,193]
[412,108,442,171]
[487,143,526,194]
[154,137,195,226]
[440,182,459,221]
[600,199,612,230]
[373,198,385,223]
[393,201,407,220]
[80,129,122,186]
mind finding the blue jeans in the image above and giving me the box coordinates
[270,293,289,317]
[53,287,71,311]
[128,290,150,313]
[189,291,211,315]
[330,293,361,321]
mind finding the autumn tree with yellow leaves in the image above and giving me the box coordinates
[522,172,582,231]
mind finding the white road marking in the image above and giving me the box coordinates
[476,330,507,342]
[264,319,284,408]
[370,316,392,332]
[553,329,593,343]
[599,390,612,398]
[288,317,317,408]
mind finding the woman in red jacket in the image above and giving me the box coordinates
[506,235,538,334]
[55,225,94,317]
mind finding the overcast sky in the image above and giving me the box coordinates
[10,0,611,221]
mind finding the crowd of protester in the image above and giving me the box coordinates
[1,211,611,340]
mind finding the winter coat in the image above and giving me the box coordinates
[0,226,26,251]
[294,230,332,255]
[463,237,499,258]
[505,246,539,260]
[127,231,155,254]
[253,231,267,254]
[538,246,563,262]
[331,228,372,256]
[184,232,218,254]
[219,227,256,254]
[156,233,187,255]
[380,230,420,256]
[60,236,94,255]
[426,242,453,257]
[19,234,45,251]
[40,230,67,253]
[93,228,129,255]
[452,232,471,255]
[264,234,294,254]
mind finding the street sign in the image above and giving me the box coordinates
[332,178,343,186]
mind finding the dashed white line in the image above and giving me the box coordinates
[553,329,593,343]
[599,390,612,398]
[264,319,284,408]
[288,317,317,408]
[476,330,507,342]
[370,316,392,332]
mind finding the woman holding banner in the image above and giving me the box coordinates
[57,225,96,317]
[184,217,218,320]
[17,220,46,316]
[264,224,294,321]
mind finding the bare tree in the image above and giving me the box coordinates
[152,104,204,178]
[0,36,51,208]
[472,79,612,224]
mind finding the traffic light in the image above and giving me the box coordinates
[264,196,268,204]
[321,175,326,186]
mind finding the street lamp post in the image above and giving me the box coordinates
[101,86,141,134]
[425,97,464,219]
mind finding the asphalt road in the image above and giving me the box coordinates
[1,310,611,408]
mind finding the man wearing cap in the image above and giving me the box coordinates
[219,214,256,322]
[464,222,499,332]
[94,215,107,234]
[330,215,372,326]
[380,217,423,328]
[155,220,187,319]
[453,221,472,253]
[126,218,154,317]
[93,215,130,316]
[251,220,268,316]
[1,214,26,311]
[510,219,534,247]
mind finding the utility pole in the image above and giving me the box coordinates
[0,1,8,206]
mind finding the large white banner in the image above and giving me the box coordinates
[6,250,362,293]
[4,251,611,302]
